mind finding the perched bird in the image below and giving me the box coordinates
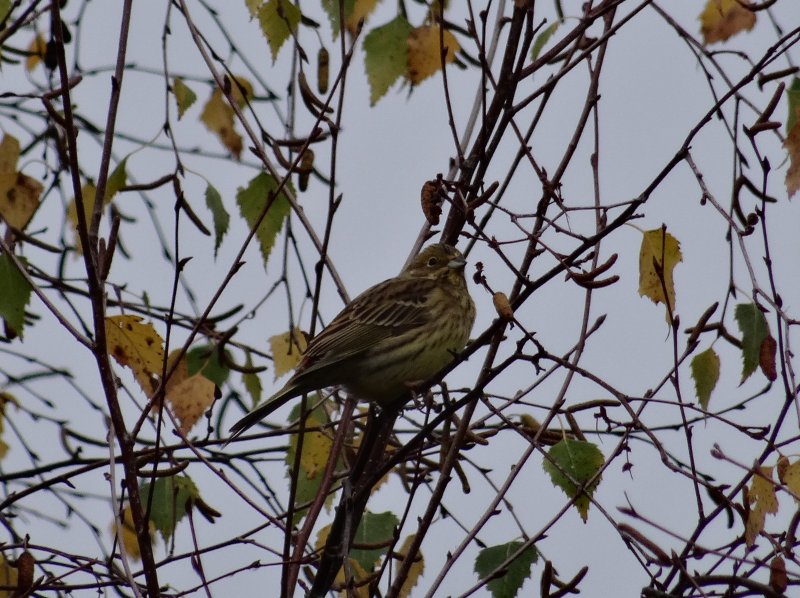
[229,243,476,440]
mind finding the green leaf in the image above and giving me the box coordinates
[204,183,229,257]
[245,0,263,18]
[236,172,292,266]
[0,253,31,337]
[474,541,538,598]
[258,0,301,61]
[186,344,230,386]
[0,0,11,23]
[349,511,399,571]
[364,15,413,105]
[690,347,720,410]
[105,158,128,202]
[140,474,200,541]
[242,350,262,407]
[172,77,197,119]
[531,20,561,62]
[320,0,355,35]
[735,303,769,383]
[786,77,800,135]
[542,439,604,522]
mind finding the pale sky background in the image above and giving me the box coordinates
[2,0,800,596]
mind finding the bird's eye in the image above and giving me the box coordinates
[427,256,439,267]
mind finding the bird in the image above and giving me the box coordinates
[228,243,476,441]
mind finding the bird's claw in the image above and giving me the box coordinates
[405,380,436,411]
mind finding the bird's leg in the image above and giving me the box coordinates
[403,380,435,411]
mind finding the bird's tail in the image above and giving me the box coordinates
[225,384,300,445]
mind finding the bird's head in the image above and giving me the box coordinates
[403,243,468,284]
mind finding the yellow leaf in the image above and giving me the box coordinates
[269,327,307,379]
[64,165,125,249]
[315,522,332,550]
[230,76,254,108]
[66,183,96,227]
[638,227,682,312]
[285,400,339,522]
[111,505,155,561]
[0,552,18,597]
[65,183,98,253]
[785,118,800,198]
[105,158,128,202]
[699,0,755,45]
[25,33,46,71]
[0,134,20,173]
[164,348,189,391]
[345,0,379,35]
[0,173,43,231]
[105,315,165,396]
[520,414,541,432]
[745,465,778,546]
[0,392,17,461]
[291,423,331,480]
[776,454,789,482]
[200,85,250,158]
[314,527,370,598]
[407,25,460,85]
[396,535,424,598]
[335,560,370,597]
[161,349,223,434]
[0,172,15,217]
[166,373,217,434]
[200,88,239,157]
[0,133,44,232]
[159,348,190,413]
[0,392,19,412]
[781,459,800,502]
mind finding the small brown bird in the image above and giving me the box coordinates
[229,243,475,440]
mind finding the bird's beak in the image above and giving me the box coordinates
[448,255,467,270]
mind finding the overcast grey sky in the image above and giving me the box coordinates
[3,0,800,596]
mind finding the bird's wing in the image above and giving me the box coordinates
[298,277,436,372]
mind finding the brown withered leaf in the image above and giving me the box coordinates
[769,555,787,593]
[420,180,441,225]
[492,291,514,322]
[786,117,800,198]
[759,335,777,381]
